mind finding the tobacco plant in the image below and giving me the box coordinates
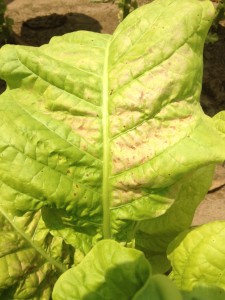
[0,0,225,299]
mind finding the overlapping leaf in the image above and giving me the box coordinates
[53,239,225,299]
[135,164,215,273]
[0,208,73,299]
[168,221,225,291]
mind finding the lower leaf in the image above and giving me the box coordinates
[168,221,225,291]
[135,164,215,273]
[0,208,73,299]
[52,239,184,300]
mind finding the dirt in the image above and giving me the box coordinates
[201,23,225,116]
[1,0,225,226]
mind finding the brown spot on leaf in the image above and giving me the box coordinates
[139,91,144,100]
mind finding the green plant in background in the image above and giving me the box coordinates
[90,0,138,21]
[117,0,138,20]
[0,0,13,46]
[206,0,225,43]
[213,0,225,22]
[0,0,225,299]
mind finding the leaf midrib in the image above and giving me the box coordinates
[102,39,111,239]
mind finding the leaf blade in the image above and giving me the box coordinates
[52,240,152,300]
[0,208,73,299]
[168,221,225,291]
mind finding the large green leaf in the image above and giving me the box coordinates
[168,221,225,291]
[0,0,224,297]
[52,239,151,299]
[0,0,222,240]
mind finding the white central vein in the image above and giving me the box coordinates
[102,40,111,239]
